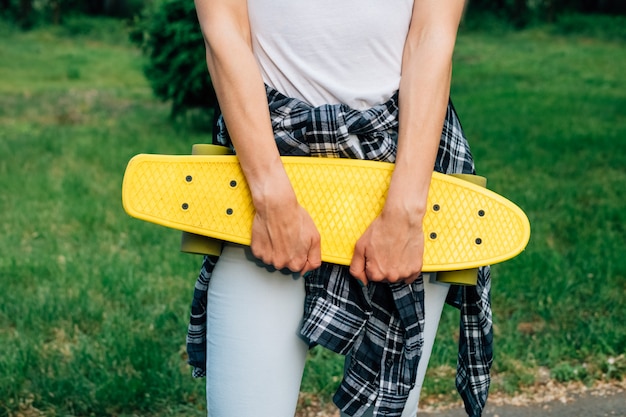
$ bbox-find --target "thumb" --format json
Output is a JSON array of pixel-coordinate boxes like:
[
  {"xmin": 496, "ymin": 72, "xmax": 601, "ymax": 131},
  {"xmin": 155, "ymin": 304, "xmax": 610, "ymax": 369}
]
[
  {"xmin": 302, "ymin": 234, "xmax": 322, "ymax": 275},
  {"xmin": 349, "ymin": 243, "xmax": 368, "ymax": 287}
]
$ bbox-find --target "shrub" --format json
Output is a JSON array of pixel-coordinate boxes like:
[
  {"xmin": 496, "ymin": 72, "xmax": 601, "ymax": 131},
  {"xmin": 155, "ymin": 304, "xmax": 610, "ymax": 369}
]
[
  {"xmin": 0, "ymin": 0, "xmax": 145, "ymax": 28},
  {"xmin": 553, "ymin": 13, "xmax": 626, "ymax": 41},
  {"xmin": 130, "ymin": 0, "xmax": 217, "ymax": 118}
]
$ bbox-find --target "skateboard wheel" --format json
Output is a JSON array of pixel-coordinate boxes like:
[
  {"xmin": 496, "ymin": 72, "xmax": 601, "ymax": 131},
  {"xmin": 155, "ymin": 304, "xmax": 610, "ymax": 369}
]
[
  {"xmin": 191, "ymin": 143, "xmax": 233, "ymax": 156},
  {"xmin": 436, "ymin": 268, "xmax": 479, "ymax": 286},
  {"xmin": 450, "ymin": 173, "xmax": 487, "ymax": 187},
  {"xmin": 180, "ymin": 230, "xmax": 224, "ymax": 256},
  {"xmin": 180, "ymin": 143, "xmax": 234, "ymax": 256}
]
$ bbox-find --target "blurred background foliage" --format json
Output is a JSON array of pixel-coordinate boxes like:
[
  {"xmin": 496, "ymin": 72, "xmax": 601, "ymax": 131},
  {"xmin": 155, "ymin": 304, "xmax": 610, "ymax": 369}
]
[
  {"xmin": 1, "ymin": 0, "xmax": 625, "ymax": 120},
  {"xmin": 3, "ymin": 0, "xmax": 625, "ymax": 27}
]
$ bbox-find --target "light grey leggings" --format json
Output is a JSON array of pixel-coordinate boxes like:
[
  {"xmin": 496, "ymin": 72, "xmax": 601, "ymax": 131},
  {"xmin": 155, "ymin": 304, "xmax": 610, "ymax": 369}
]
[{"xmin": 206, "ymin": 244, "xmax": 450, "ymax": 417}]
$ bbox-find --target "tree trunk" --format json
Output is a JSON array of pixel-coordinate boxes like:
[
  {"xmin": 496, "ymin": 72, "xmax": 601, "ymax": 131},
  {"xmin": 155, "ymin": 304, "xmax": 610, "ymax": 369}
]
[
  {"xmin": 19, "ymin": 0, "xmax": 33, "ymax": 27},
  {"xmin": 512, "ymin": 0, "xmax": 529, "ymax": 27},
  {"xmin": 51, "ymin": 0, "xmax": 61, "ymax": 24}
]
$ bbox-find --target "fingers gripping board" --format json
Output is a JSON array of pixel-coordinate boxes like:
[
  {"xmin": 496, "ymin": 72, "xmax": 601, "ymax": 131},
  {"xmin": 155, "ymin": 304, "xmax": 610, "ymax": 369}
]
[{"xmin": 122, "ymin": 154, "xmax": 530, "ymax": 272}]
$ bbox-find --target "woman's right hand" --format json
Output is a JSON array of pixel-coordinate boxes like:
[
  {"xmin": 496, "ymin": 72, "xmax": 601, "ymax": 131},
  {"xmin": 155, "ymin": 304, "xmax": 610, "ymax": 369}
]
[
  {"xmin": 249, "ymin": 174, "xmax": 322, "ymax": 275},
  {"xmin": 196, "ymin": 0, "xmax": 320, "ymax": 275}
]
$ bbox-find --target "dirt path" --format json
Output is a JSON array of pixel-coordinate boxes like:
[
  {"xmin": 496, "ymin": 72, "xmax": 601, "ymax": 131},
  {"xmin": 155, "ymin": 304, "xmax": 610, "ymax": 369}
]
[
  {"xmin": 297, "ymin": 381, "xmax": 626, "ymax": 417},
  {"xmin": 423, "ymin": 389, "xmax": 625, "ymax": 416}
]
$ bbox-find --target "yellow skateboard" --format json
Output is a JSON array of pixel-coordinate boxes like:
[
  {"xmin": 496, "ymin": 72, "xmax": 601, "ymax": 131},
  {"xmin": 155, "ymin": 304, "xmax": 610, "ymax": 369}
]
[{"xmin": 122, "ymin": 145, "xmax": 530, "ymax": 284}]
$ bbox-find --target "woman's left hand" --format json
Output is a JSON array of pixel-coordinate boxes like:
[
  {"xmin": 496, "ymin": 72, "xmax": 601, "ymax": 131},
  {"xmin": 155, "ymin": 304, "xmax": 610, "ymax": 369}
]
[
  {"xmin": 350, "ymin": 0, "xmax": 468, "ymax": 287},
  {"xmin": 349, "ymin": 204, "xmax": 425, "ymax": 286}
]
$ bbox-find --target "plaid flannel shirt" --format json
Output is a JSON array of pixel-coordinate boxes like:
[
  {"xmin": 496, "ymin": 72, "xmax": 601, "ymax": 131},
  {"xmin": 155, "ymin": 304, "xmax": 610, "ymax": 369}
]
[{"xmin": 187, "ymin": 85, "xmax": 493, "ymax": 417}]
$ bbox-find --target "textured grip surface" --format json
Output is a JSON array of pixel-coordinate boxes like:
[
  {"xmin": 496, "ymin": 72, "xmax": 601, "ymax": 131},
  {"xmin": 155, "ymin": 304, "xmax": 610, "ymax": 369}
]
[{"xmin": 122, "ymin": 155, "xmax": 530, "ymax": 271}]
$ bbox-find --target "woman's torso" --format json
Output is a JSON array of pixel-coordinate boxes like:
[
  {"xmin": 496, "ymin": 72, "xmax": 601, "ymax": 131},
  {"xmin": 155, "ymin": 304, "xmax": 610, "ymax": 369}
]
[{"xmin": 248, "ymin": 0, "xmax": 414, "ymax": 109}]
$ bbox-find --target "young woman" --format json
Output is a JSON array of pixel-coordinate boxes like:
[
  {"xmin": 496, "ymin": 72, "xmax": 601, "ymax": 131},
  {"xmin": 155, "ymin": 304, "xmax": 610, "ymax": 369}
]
[{"xmin": 188, "ymin": 1, "xmax": 493, "ymax": 416}]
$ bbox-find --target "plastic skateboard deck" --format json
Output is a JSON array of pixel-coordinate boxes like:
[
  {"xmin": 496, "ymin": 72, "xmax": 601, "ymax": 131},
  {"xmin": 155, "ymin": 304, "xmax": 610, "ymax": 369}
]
[{"xmin": 122, "ymin": 151, "xmax": 530, "ymax": 274}]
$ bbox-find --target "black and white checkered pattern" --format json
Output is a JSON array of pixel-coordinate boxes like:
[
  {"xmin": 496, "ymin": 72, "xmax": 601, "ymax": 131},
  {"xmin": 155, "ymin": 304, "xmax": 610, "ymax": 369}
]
[{"xmin": 187, "ymin": 85, "xmax": 492, "ymax": 417}]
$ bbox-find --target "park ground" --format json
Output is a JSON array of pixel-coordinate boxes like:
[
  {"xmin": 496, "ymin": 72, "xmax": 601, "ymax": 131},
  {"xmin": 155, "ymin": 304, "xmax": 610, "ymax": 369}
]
[
  {"xmin": 1, "ymin": 15, "xmax": 624, "ymax": 417},
  {"xmin": 296, "ymin": 380, "xmax": 626, "ymax": 416}
]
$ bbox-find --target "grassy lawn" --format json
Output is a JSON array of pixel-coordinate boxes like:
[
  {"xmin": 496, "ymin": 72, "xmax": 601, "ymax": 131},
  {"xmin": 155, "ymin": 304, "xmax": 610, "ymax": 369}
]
[
  {"xmin": 0, "ymin": 17, "xmax": 624, "ymax": 416},
  {"xmin": 420, "ymin": 26, "xmax": 626, "ymax": 403}
]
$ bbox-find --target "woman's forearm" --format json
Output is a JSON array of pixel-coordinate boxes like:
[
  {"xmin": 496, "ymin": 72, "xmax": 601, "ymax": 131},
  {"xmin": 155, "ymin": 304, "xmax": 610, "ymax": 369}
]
[
  {"xmin": 194, "ymin": 0, "xmax": 321, "ymax": 273},
  {"xmin": 194, "ymin": 0, "xmax": 294, "ymax": 205},
  {"xmin": 386, "ymin": 1, "xmax": 465, "ymax": 217}
]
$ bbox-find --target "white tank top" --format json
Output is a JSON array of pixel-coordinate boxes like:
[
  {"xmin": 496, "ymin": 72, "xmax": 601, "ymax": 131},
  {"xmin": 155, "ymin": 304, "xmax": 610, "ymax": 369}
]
[{"xmin": 248, "ymin": 0, "xmax": 414, "ymax": 110}]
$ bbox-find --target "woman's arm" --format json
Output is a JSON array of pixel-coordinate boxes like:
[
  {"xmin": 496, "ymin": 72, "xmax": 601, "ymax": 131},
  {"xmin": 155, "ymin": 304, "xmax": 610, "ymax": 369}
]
[
  {"xmin": 194, "ymin": 0, "xmax": 321, "ymax": 273},
  {"xmin": 350, "ymin": 0, "xmax": 466, "ymax": 285}
]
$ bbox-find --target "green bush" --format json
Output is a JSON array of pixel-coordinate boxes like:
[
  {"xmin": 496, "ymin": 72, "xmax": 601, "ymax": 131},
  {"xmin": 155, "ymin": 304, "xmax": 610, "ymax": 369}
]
[
  {"xmin": 130, "ymin": 0, "xmax": 217, "ymax": 118},
  {"xmin": 464, "ymin": 0, "xmax": 626, "ymax": 29},
  {"xmin": 553, "ymin": 13, "xmax": 626, "ymax": 41},
  {"xmin": 0, "ymin": 0, "xmax": 145, "ymax": 28},
  {"xmin": 551, "ymin": 362, "xmax": 589, "ymax": 383}
]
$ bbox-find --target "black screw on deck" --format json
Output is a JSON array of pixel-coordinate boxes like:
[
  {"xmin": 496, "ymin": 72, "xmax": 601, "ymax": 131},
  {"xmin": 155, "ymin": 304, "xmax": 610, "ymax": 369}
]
[
  {"xmin": 478, "ymin": 209, "xmax": 485, "ymax": 217},
  {"xmin": 182, "ymin": 203, "xmax": 189, "ymax": 210},
  {"xmin": 433, "ymin": 204, "xmax": 440, "ymax": 212},
  {"xmin": 229, "ymin": 180, "xmax": 237, "ymax": 187},
  {"xmin": 430, "ymin": 232, "xmax": 437, "ymax": 239},
  {"xmin": 475, "ymin": 238, "xmax": 482, "ymax": 245},
  {"xmin": 226, "ymin": 208, "xmax": 233, "ymax": 215},
  {"xmin": 185, "ymin": 175, "xmax": 193, "ymax": 182}
]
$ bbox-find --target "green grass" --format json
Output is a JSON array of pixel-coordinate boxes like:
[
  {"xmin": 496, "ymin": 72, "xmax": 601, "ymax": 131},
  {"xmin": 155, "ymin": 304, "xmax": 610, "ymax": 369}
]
[
  {"xmin": 0, "ymin": 16, "xmax": 625, "ymax": 416},
  {"xmin": 437, "ymin": 26, "xmax": 626, "ymax": 397},
  {"xmin": 0, "ymin": 18, "xmax": 209, "ymax": 417}
]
